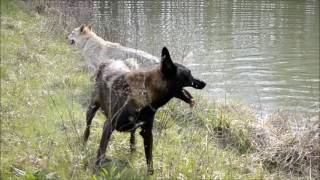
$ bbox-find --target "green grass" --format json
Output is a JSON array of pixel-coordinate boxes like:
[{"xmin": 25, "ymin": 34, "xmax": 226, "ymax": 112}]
[{"xmin": 1, "ymin": 0, "xmax": 307, "ymax": 179}]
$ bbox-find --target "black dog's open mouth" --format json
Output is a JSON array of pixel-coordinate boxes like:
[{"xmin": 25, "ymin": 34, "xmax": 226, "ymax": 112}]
[
  {"xmin": 181, "ymin": 88, "xmax": 196, "ymax": 108},
  {"xmin": 182, "ymin": 88, "xmax": 193, "ymax": 99},
  {"xmin": 70, "ymin": 40, "xmax": 75, "ymax": 45}
]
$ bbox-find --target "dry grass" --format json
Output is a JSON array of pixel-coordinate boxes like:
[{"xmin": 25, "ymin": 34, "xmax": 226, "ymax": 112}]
[{"xmin": 250, "ymin": 113, "xmax": 320, "ymax": 179}]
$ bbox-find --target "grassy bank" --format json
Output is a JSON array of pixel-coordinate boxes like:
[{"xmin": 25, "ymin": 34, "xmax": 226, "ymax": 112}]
[{"xmin": 1, "ymin": 0, "xmax": 319, "ymax": 179}]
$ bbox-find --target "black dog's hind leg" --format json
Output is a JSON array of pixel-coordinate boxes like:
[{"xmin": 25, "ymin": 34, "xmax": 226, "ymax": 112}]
[
  {"xmin": 130, "ymin": 130, "xmax": 136, "ymax": 152},
  {"xmin": 95, "ymin": 120, "xmax": 114, "ymax": 170},
  {"xmin": 84, "ymin": 93, "xmax": 100, "ymax": 143},
  {"xmin": 139, "ymin": 107, "xmax": 155, "ymax": 175}
]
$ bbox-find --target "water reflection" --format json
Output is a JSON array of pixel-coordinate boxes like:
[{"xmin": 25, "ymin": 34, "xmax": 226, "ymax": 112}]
[{"xmin": 48, "ymin": 0, "xmax": 319, "ymax": 116}]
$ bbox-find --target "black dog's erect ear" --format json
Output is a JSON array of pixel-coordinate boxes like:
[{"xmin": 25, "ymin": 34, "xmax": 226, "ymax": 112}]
[{"xmin": 161, "ymin": 47, "xmax": 176, "ymax": 77}]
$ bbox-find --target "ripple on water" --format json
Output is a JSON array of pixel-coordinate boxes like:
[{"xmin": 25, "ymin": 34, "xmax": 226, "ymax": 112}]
[{"xmin": 49, "ymin": 0, "xmax": 319, "ymax": 118}]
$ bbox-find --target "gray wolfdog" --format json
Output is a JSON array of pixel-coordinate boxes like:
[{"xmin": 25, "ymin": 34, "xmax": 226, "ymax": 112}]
[{"xmin": 67, "ymin": 24, "xmax": 159, "ymax": 71}]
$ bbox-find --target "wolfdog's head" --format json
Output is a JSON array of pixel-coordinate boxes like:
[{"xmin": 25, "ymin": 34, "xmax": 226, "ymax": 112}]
[{"xmin": 67, "ymin": 24, "xmax": 93, "ymax": 47}]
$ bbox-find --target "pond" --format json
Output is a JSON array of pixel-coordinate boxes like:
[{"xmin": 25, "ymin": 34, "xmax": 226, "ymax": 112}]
[{"xmin": 48, "ymin": 0, "xmax": 319, "ymax": 119}]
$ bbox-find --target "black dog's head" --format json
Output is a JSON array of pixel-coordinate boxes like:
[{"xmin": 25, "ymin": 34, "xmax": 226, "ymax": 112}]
[{"xmin": 160, "ymin": 47, "xmax": 206, "ymax": 90}]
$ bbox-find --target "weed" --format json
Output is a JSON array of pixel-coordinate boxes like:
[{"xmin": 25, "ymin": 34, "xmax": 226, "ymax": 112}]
[{"xmin": 1, "ymin": 1, "xmax": 318, "ymax": 179}]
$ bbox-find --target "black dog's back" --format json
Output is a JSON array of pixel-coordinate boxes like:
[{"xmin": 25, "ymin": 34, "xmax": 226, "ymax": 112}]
[{"xmin": 94, "ymin": 63, "xmax": 141, "ymax": 131}]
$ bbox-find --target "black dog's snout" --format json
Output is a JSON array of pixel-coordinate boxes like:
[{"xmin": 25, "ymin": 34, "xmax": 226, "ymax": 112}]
[{"xmin": 191, "ymin": 79, "xmax": 206, "ymax": 89}]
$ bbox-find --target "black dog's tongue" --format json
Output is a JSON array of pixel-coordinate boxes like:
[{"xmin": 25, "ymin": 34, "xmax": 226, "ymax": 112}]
[
  {"xmin": 182, "ymin": 88, "xmax": 193, "ymax": 99},
  {"xmin": 181, "ymin": 88, "xmax": 196, "ymax": 108}
]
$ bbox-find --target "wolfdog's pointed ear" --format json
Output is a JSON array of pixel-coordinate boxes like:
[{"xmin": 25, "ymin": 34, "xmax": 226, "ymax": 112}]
[
  {"xmin": 87, "ymin": 22, "xmax": 93, "ymax": 31},
  {"xmin": 161, "ymin": 47, "xmax": 176, "ymax": 77},
  {"xmin": 80, "ymin": 24, "xmax": 85, "ymax": 33},
  {"xmin": 80, "ymin": 24, "xmax": 92, "ymax": 34}
]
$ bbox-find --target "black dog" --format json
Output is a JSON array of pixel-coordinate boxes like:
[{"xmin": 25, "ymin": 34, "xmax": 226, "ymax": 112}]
[{"xmin": 84, "ymin": 47, "xmax": 206, "ymax": 174}]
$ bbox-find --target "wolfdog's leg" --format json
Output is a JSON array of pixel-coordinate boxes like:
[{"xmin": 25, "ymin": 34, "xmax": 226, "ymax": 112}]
[
  {"xmin": 130, "ymin": 130, "xmax": 136, "ymax": 152},
  {"xmin": 95, "ymin": 120, "xmax": 114, "ymax": 171},
  {"xmin": 84, "ymin": 92, "xmax": 100, "ymax": 143}
]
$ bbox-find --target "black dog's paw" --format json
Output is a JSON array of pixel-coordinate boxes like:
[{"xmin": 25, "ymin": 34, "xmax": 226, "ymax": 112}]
[
  {"xmin": 95, "ymin": 157, "xmax": 112, "ymax": 166},
  {"xmin": 130, "ymin": 145, "xmax": 136, "ymax": 153},
  {"xmin": 94, "ymin": 163, "xmax": 101, "ymax": 174},
  {"xmin": 147, "ymin": 167, "xmax": 154, "ymax": 175}
]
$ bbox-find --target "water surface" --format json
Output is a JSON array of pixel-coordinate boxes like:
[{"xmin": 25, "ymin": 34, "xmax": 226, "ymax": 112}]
[{"xmin": 48, "ymin": 0, "xmax": 319, "ymax": 118}]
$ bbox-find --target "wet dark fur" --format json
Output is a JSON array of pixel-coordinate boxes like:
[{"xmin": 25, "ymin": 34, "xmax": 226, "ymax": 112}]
[{"xmin": 84, "ymin": 47, "xmax": 206, "ymax": 174}]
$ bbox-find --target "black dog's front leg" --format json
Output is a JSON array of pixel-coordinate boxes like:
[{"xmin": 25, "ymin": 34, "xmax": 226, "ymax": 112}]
[
  {"xmin": 139, "ymin": 107, "xmax": 155, "ymax": 175},
  {"xmin": 140, "ymin": 127, "xmax": 154, "ymax": 175},
  {"xmin": 129, "ymin": 130, "xmax": 136, "ymax": 152}
]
